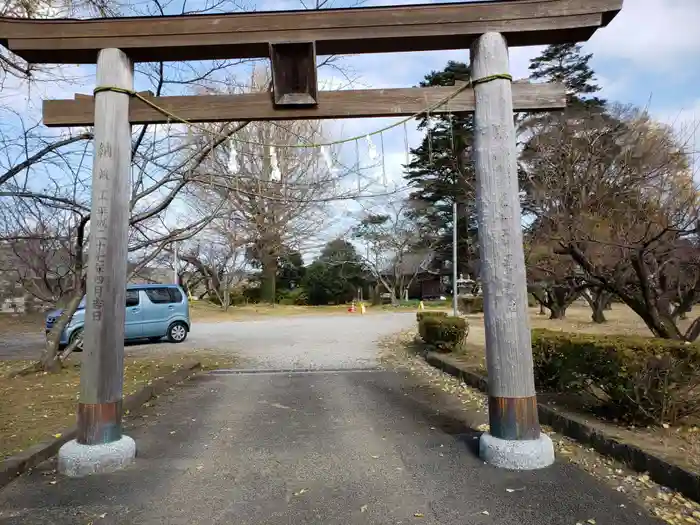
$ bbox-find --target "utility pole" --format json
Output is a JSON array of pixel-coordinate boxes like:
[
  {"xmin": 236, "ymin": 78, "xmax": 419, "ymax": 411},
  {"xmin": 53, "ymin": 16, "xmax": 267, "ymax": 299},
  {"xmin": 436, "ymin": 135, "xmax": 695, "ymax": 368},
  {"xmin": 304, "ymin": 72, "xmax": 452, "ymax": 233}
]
[
  {"xmin": 471, "ymin": 32, "xmax": 554, "ymax": 470},
  {"xmin": 452, "ymin": 200, "xmax": 458, "ymax": 317},
  {"xmin": 58, "ymin": 48, "xmax": 136, "ymax": 477}
]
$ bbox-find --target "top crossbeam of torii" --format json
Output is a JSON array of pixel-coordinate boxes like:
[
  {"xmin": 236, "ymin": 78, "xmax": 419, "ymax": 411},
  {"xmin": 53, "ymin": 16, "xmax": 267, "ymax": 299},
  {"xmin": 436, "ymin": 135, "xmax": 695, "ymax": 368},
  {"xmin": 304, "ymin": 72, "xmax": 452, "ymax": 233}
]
[
  {"xmin": 0, "ymin": 0, "xmax": 622, "ymax": 126},
  {"xmin": 0, "ymin": 0, "xmax": 621, "ymax": 63}
]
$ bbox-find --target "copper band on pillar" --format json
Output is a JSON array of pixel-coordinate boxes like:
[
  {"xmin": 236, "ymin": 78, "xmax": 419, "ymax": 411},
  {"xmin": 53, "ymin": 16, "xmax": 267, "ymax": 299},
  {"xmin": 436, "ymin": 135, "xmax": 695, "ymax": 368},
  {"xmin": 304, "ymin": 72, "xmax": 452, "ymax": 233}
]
[
  {"xmin": 77, "ymin": 400, "xmax": 123, "ymax": 445},
  {"xmin": 488, "ymin": 396, "xmax": 540, "ymax": 440}
]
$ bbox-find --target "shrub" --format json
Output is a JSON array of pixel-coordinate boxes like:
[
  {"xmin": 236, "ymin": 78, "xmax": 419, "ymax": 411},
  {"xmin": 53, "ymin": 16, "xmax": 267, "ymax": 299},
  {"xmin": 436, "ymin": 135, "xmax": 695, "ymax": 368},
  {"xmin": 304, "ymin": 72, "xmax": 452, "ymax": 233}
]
[
  {"xmin": 417, "ymin": 311, "xmax": 448, "ymax": 340},
  {"xmin": 416, "ymin": 310, "xmax": 448, "ymax": 323},
  {"xmin": 531, "ymin": 329, "xmax": 700, "ymax": 425},
  {"xmin": 528, "ymin": 294, "xmax": 538, "ymax": 307},
  {"xmin": 277, "ymin": 288, "xmax": 309, "ymax": 305},
  {"xmin": 457, "ymin": 296, "xmax": 484, "ymax": 314},
  {"xmin": 419, "ymin": 315, "xmax": 469, "ymax": 353}
]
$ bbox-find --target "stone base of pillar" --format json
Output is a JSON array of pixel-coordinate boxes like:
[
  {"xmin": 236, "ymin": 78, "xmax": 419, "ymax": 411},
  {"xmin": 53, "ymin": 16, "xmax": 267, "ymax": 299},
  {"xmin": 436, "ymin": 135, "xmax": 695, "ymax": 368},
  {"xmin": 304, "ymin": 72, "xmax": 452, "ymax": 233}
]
[
  {"xmin": 58, "ymin": 435, "xmax": 136, "ymax": 477},
  {"xmin": 479, "ymin": 431, "xmax": 554, "ymax": 470}
]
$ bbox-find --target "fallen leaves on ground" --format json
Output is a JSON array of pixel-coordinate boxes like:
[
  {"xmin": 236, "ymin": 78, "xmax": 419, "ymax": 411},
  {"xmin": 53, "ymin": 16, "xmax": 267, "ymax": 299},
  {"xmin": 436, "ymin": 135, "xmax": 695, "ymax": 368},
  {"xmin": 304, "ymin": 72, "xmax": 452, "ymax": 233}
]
[
  {"xmin": 0, "ymin": 352, "xmax": 237, "ymax": 460},
  {"xmin": 379, "ymin": 329, "xmax": 700, "ymax": 525}
]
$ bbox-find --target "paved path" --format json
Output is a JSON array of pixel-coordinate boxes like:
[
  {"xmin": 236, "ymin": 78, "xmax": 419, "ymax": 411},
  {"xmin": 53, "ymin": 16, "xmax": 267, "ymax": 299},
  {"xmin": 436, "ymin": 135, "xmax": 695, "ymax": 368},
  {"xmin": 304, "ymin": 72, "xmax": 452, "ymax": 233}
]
[
  {"xmin": 0, "ymin": 368, "xmax": 657, "ymax": 524},
  {"xmin": 0, "ymin": 313, "xmax": 416, "ymax": 366}
]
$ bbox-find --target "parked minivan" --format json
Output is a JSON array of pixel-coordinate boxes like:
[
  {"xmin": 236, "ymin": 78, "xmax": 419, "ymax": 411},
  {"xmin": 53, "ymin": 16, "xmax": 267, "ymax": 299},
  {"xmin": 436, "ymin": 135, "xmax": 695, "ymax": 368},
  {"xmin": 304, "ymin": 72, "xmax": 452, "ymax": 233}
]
[{"xmin": 45, "ymin": 284, "xmax": 190, "ymax": 350}]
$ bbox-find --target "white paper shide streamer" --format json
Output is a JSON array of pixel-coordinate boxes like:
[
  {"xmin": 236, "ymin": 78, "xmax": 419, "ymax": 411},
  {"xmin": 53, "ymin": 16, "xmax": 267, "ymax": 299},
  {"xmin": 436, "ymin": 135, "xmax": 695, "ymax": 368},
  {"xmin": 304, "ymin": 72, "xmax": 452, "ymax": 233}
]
[
  {"xmin": 270, "ymin": 145, "xmax": 282, "ymax": 182},
  {"xmin": 227, "ymin": 139, "xmax": 238, "ymax": 173},
  {"xmin": 321, "ymin": 145, "xmax": 337, "ymax": 174},
  {"xmin": 366, "ymin": 134, "xmax": 378, "ymax": 161}
]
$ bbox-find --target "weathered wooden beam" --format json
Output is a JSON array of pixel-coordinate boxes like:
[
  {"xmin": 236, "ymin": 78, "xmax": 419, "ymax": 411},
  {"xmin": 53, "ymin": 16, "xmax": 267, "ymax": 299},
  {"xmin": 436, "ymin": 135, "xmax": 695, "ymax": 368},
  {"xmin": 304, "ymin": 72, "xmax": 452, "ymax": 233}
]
[
  {"xmin": 269, "ymin": 41, "xmax": 318, "ymax": 107},
  {"xmin": 1, "ymin": 0, "xmax": 622, "ymax": 64},
  {"xmin": 43, "ymin": 82, "xmax": 565, "ymax": 127}
]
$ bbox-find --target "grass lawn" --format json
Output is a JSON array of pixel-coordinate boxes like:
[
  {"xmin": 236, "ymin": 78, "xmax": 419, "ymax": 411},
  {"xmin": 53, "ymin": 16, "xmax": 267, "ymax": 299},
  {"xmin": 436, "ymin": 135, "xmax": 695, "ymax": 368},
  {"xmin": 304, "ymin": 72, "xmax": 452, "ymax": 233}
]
[
  {"xmin": 0, "ymin": 352, "xmax": 236, "ymax": 461},
  {"xmin": 189, "ymin": 299, "xmax": 449, "ymax": 322},
  {"xmin": 0, "ymin": 312, "xmax": 45, "ymax": 336}
]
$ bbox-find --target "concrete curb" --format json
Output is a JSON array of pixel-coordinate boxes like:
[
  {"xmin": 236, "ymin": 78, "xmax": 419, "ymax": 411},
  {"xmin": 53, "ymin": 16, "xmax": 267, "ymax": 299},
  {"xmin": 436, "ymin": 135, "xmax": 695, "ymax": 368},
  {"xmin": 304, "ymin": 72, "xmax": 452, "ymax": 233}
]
[
  {"xmin": 424, "ymin": 351, "xmax": 700, "ymax": 503},
  {"xmin": 0, "ymin": 360, "xmax": 201, "ymax": 489}
]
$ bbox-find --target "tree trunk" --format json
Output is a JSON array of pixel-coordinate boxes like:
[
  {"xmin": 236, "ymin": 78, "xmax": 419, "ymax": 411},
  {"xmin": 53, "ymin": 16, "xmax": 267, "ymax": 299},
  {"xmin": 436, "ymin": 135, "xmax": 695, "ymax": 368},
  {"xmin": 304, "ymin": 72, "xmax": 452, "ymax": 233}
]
[
  {"xmin": 626, "ymin": 299, "xmax": 684, "ymax": 339},
  {"xmin": 548, "ymin": 304, "xmax": 566, "ymax": 320},
  {"xmin": 222, "ymin": 283, "xmax": 231, "ymax": 312},
  {"xmin": 564, "ymin": 242, "xmax": 684, "ymax": 339},
  {"xmin": 179, "ymin": 254, "xmax": 221, "ymax": 299},
  {"xmin": 31, "ymin": 214, "xmax": 89, "ymax": 374},
  {"xmin": 391, "ymin": 289, "xmax": 400, "ymax": 306},
  {"xmin": 260, "ymin": 255, "xmax": 278, "ymax": 303},
  {"xmin": 371, "ymin": 284, "xmax": 381, "ymax": 306},
  {"xmin": 40, "ymin": 290, "xmax": 84, "ymax": 372},
  {"xmin": 684, "ymin": 317, "xmax": 700, "ymax": 342},
  {"xmin": 583, "ymin": 288, "xmax": 611, "ymax": 324},
  {"xmin": 539, "ymin": 303, "xmax": 546, "ymax": 315},
  {"xmin": 591, "ymin": 306, "xmax": 606, "ymax": 324}
]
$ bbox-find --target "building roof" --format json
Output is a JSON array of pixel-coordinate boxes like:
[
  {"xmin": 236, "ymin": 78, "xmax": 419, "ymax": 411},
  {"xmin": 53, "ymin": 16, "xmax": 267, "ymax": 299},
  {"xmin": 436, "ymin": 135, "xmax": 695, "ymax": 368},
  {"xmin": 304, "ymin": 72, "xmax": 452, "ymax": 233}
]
[{"xmin": 382, "ymin": 250, "xmax": 439, "ymax": 277}]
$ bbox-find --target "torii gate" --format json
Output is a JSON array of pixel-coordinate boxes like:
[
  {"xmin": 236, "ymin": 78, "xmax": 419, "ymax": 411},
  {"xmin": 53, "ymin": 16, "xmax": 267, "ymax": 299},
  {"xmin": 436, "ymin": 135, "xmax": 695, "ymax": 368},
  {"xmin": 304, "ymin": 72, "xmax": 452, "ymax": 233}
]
[{"xmin": 0, "ymin": 0, "xmax": 622, "ymax": 476}]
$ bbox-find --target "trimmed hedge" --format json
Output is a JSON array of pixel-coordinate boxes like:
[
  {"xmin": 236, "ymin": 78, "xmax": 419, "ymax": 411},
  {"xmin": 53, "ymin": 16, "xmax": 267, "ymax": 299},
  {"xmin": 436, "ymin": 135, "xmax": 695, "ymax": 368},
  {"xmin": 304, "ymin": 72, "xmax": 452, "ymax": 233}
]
[
  {"xmin": 417, "ymin": 311, "xmax": 448, "ymax": 341},
  {"xmin": 457, "ymin": 296, "xmax": 484, "ymax": 314},
  {"xmin": 532, "ymin": 329, "xmax": 700, "ymax": 425},
  {"xmin": 419, "ymin": 315, "xmax": 468, "ymax": 353},
  {"xmin": 416, "ymin": 310, "xmax": 448, "ymax": 323}
]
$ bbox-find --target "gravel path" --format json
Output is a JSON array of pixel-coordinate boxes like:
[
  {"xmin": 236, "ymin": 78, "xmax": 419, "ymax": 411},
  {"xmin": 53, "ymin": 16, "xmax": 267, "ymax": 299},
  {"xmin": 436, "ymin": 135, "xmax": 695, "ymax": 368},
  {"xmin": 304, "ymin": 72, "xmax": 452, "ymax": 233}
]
[
  {"xmin": 148, "ymin": 313, "xmax": 417, "ymax": 370},
  {"xmin": 0, "ymin": 313, "xmax": 417, "ymax": 369}
]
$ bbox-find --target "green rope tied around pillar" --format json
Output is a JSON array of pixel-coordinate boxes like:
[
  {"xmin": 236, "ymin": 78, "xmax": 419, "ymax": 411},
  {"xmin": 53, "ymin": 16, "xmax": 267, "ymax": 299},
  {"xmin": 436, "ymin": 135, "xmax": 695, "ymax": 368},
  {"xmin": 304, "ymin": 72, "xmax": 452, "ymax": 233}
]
[{"xmin": 470, "ymin": 73, "xmax": 513, "ymax": 85}]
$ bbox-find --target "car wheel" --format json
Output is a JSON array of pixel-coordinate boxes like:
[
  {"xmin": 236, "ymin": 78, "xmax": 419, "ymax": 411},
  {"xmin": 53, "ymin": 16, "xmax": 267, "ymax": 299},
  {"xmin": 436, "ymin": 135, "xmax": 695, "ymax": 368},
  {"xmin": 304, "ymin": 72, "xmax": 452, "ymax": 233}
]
[
  {"xmin": 69, "ymin": 328, "xmax": 84, "ymax": 352},
  {"xmin": 167, "ymin": 322, "xmax": 188, "ymax": 343}
]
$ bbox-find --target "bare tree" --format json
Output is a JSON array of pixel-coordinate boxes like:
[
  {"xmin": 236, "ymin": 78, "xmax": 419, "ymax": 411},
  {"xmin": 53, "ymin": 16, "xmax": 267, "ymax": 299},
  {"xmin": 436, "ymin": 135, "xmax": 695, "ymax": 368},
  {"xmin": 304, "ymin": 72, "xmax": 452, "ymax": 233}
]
[
  {"xmin": 186, "ymin": 68, "xmax": 370, "ymax": 303},
  {"xmin": 175, "ymin": 208, "xmax": 250, "ymax": 309},
  {"xmin": 352, "ymin": 198, "xmax": 434, "ymax": 303},
  {"xmin": 524, "ymin": 240, "xmax": 587, "ymax": 320},
  {"xmin": 522, "ymin": 103, "xmax": 700, "ymax": 339},
  {"xmin": 0, "ymin": 74, "xmax": 249, "ymax": 373}
]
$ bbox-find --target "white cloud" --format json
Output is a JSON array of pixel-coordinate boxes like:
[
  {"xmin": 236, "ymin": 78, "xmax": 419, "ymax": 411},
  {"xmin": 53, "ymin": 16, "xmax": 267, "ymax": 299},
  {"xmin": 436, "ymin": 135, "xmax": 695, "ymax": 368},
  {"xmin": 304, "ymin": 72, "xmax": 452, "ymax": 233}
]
[{"xmin": 587, "ymin": 0, "xmax": 700, "ymax": 70}]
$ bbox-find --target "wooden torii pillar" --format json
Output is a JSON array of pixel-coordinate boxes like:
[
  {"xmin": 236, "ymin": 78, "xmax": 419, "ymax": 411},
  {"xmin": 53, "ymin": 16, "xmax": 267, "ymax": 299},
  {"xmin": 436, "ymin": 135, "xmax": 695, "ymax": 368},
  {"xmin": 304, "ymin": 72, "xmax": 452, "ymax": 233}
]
[
  {"xmin": 0, "ymin": 0, "xmax": 622, "ymax": 476},
  {"xmin": 471, "ymin": 33, "xmax": 551, "ymax": 468}
]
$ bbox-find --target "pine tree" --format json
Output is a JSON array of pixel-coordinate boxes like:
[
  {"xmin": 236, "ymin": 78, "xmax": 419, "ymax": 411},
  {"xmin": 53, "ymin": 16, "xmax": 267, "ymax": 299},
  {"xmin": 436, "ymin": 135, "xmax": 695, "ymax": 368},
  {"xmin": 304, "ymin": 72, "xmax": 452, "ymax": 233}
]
[
  {"xmin": 403, "ymin": 61, "xmax": 479, "ymax": 278},
  {"xmin": 528, "ymin": 43, "xmax": 605, "ymax": 108}
]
